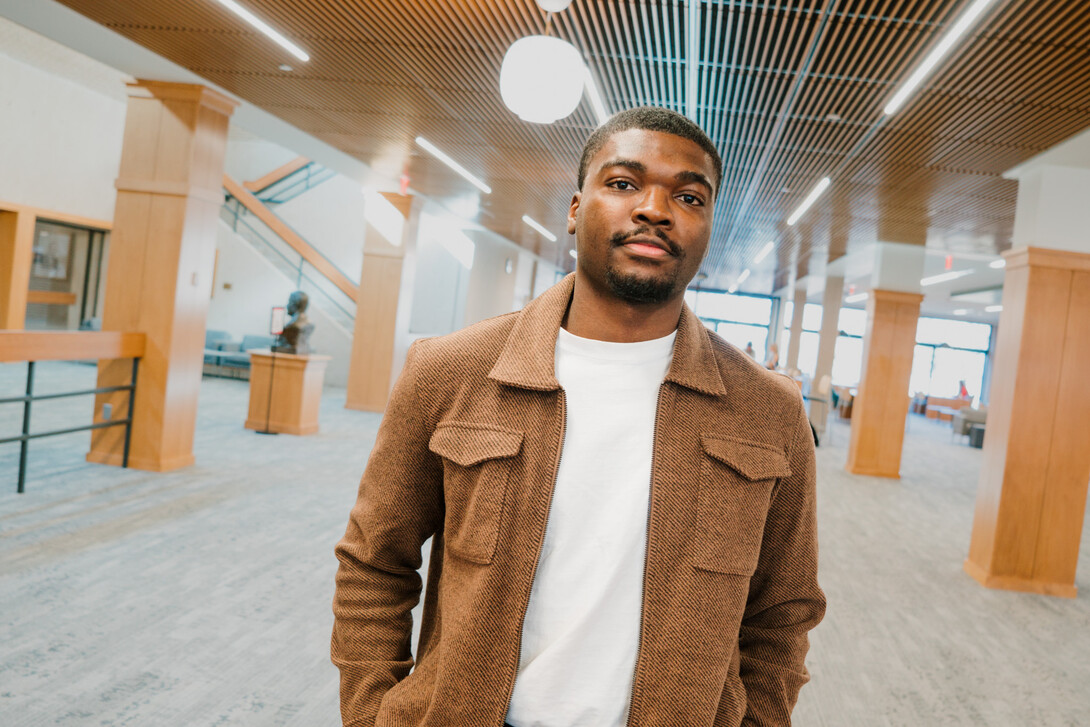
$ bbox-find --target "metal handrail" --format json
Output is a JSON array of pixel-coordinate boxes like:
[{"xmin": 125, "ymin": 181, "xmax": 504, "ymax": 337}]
[
  {"xmin": 1, "ymin": 358, "xmax": 138, "ymax": 493},
  {"xmin": 221, "ymin": 199, "xmax": 356, "ymax": 324}
]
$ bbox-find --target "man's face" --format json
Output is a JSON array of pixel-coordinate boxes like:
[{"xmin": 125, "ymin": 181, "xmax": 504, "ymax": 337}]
[{"xmin": 568, "ymin": 128, "xmax": 716, "ymax": 305}]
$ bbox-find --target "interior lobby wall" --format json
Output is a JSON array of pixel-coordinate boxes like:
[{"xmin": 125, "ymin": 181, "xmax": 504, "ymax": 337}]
[{"xmin": 0, "ymin": 33, "xmax": 126, "ymax": 220}]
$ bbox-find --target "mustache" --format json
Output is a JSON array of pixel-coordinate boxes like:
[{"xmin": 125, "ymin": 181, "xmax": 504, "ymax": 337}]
[{"xmin": 609, "ymin": 226, "xmax": 683, "ymax": 257}]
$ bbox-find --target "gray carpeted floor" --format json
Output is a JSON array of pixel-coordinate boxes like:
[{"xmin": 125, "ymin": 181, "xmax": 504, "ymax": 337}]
[{"xmin": 1, "ymin": 361, "xmax": 1088, "ymax": 726}]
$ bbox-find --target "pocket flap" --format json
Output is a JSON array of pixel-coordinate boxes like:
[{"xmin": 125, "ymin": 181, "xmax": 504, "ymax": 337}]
[
  {"xmin": 700, "ymin": 435, "xmax": 791, "ymax": 481},
  {"xmin": 429, "ymin": 423, "xmax": 523, "ymax": 467}
]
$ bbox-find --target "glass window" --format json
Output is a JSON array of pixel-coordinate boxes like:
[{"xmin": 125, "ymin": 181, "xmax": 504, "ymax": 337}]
[
  {"xmin": 779, "ymin": 301, "xmax": 823, "ymax": 331},
  {"xmin": 693, "ymin": 291, "xmax": 771, "ymax": 325},
  {"xmin": 931, "ymin": 348, "xmax": 987, "ymax": 401},
  {"xmin": 801, "ymin": 304, "xmax": 823, "ymax": 332},
  {"xmin": 837, "ymin": 307, "xmax": 867, "ymax": 337},
  {"xmin": 916, "ymin": 317, "xmax": 991, "ymax": 350},
  {"xmin": 684, "ymin": 290, "xmax": 697, "ymax": 310},
  {"xmin": 832, "ymin": 336, "xmax": 863, "ymax": 386},
  {"xmin": 797, "ymin": 331, "xmax": 820, "ymax": 376},
  {"xmin": 909, "ymin": 345, "xmax": 934, "ymax": 396},
  {"xmin": 715, "ymin": 322, "xmax": 767, "ymax": 363}
]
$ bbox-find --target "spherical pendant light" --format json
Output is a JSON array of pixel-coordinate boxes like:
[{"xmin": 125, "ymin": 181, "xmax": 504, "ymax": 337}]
[{"xmin": 500, "ymin": 35, "xmax": 586, "ymax": 124}]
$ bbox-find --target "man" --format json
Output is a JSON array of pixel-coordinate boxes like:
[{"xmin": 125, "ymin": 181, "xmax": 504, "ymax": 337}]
[{"xmin": 332, "ymin": 106, "xmax": 825, "ymax": 727}]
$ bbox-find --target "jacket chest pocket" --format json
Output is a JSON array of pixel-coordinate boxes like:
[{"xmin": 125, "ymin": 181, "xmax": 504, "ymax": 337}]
[
  {"xmin": 428, "ymin": 423, "xmax": 524, "ymax": 565},
  {"xmin": 692, "ymin": 434, "xmax": 791, "ymax": 576}
]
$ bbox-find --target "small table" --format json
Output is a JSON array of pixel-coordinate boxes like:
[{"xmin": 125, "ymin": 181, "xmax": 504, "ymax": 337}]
[
  {"xmin": 245, "ymin": 350, "xmax": 330, "ymax": 435},
  {"xmin": 929, "ymin": 405, "xmax": 957, "ymax": 422}
]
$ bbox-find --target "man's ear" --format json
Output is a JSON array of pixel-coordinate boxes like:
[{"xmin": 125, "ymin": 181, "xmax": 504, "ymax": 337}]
[{"xmin": 567, "ymin": 192, "xmax": 581, "ymax": 235}]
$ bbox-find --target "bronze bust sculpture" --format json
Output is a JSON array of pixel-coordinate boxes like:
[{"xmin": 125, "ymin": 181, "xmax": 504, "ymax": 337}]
[{"xmin": 272, "ymin": 290, "xmax": 315, "ymax": 355}]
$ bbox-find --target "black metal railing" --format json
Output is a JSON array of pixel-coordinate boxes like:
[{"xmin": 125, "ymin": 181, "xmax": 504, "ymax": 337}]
[{"xmin": 1, "ymin": 358, "xmax": 139, "ymax": 493}]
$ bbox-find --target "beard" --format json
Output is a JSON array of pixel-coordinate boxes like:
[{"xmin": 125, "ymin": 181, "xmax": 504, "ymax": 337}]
[{"xmin": 603, "ymin": 227, "xmax": 685, "ymax": 304}]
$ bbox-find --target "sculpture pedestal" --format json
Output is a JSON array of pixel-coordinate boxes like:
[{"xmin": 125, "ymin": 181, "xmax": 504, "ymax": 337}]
[{"xmin": 245, "ymin": 351, "xmax": 330, "ymax": 435}]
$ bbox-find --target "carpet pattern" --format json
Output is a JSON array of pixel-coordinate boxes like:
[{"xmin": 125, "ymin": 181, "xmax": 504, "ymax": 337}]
[{"xmin": 1, "ymin": 361, "xmax": 1088, "ymax": 726}]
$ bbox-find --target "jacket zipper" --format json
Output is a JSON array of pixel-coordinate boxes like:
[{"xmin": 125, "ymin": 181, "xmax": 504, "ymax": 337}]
[
  {"xmin": 498, "ymin": 390, "xmax": 567, "ymax": 725},
  {"xmin": 625, "ymin": 382, "xmax": 667, "ymax": 727}
]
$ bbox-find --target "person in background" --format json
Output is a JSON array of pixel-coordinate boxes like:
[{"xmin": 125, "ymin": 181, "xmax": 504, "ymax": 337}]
[
  {"xmin": 764, "ymin": 341, "xmax": 780, "ymax": 370},
  {"xmin": 331, "ymin": 106, "xmax": 825, "ymax": 727},
  {"xmin": 743, "ymin": 341, "xmax": 756, "ymax": 358},
  {"xmin": 957, "ymin": 379, "xmax": 971, "ymax": 400}
]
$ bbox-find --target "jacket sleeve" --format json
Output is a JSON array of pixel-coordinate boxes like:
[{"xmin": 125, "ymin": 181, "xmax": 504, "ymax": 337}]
[
  {"xmin": 331, "ymin": 341, "xmax": 444, "ymax": 727},
  {"xmin": 738, "ymin": 400, "xmax": 826, "ymax": 725}
]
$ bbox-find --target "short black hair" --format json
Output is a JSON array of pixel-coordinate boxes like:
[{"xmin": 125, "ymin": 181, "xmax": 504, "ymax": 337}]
[{"xmin": 577, "ymin": 106, "xmax": 723, "ymax": 197}]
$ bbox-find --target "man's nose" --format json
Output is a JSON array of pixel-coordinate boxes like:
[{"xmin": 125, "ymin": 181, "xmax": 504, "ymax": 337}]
[{"xmin": 632, "ymin": 187, "xmax": 673, "ymax": 227}]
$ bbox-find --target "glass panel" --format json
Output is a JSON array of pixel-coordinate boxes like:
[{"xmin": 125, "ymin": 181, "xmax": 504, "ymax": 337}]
[
  {"xmin": 801, "ymin": 303, "xmax": 823, "ymax": 332},
  {"xmin": 715, "ymin": 322, "xmax": 767, "ymax": 363},
  {"xmin": 832, "ymin": 335, "xmax": 864, "ymax": 386},
  {"xmin": 781, "ymin": 301, "xmax": 793, "ymax": 329},
  {"xmin": 837, "ymin": 307, "xmax": 867, "ymax": 337},
  {"xmin": 915, "ymin": 316, "xmax": 991, "ymax": 350},
  {"xmin": 797, "ymin": 331, "xmax": 820, "ymax": 376},
  {"xmin": 700, "ymin": 318, "xmax": 716, "ymax": 332},
  {"xmin": 930, "ymin": 348, "xmax": 987, "ymax": 401},
  {"xmin": 909, "ymin": 345, "xmax": 935, "ymax": 396},
  {"xmin": 694, "ymin": 291, "xmax": 772, "ymax": 325},
  {"xmin": 684, "ymin": 289, "xmax": 697, "ymax": 310}
]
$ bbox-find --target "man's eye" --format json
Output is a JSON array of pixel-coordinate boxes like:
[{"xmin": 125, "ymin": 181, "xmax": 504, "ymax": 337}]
[
  {"xmin": 679, "ymin": 193, "xmax": 704, "ymax": 206},
  {"xmin": 610, "ymin": 180, "xmax": 634, "ymax": 190}
]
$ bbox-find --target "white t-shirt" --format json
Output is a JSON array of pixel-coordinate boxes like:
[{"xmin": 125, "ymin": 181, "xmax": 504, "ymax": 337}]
[{"xmin": 505, "ymin": 326, "xmax": 676, "ymax": 727}]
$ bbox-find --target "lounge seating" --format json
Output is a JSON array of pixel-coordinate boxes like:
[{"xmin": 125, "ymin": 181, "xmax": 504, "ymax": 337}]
[
  {"xmin": 202, "ymin": 331, "xmax": 277, "ymax": 379},
  {"xmin": 953, "ymin": 406, "xmax": 987, "ymax": 437}
]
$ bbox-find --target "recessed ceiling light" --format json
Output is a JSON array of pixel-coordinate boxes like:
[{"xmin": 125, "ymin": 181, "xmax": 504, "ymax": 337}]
[
  {"xmin": 985, "ymin": 304, "xmax": 1003, "ymax": 313},
  {"xmin": 521, "ymin": 214, "xmax": 557, "ymax": 242},
  {"xmin": 989, "ymin": 259, "xmax": 1006, "ymax": 269},
  {"xmin": 213, "ymin": 0, "xmax": 310, "ymax": 62},
  {"xmin": 278, "ymin": 64, "xmax": 293, "ymax": 72},
  {"xmin": 568, "ymin": 249, "xmax": 578, "ymax": 259},
  {"xmin": 737, "ymin": 269, "xmax": 751, "ymax": 284},
  {"xmin": 845, "ymin": 292, "xmax": 868, "ymax": 303},
  {"xmin": 787, "ymin": 177, "xmax": 831, "ymax": 226},
  {"xmin": 415, "ymin": 137, "xmax": 492, "ymax": 194},
  {"xmin": 825, "ymin": 113, "xmax": 842, "ymax": 122},
  {"xmin": 953, "ymin": 308, "xmax": 969, "ymax": 315}
]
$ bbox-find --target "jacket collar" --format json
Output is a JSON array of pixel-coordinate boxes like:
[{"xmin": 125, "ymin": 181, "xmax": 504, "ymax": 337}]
[{"xmin": 488, "ymin": 273, "xmax": 727, "ymax": 397}]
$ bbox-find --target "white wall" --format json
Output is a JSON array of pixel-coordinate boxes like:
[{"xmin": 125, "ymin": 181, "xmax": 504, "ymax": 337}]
[
  {"xmin": 464, "ymin": 231, "xmax": 521, "ymax": 326},
  {"xmin": 222, "ymin": 136, "xmax": 299, "ymax": 186},
  {"xmin": 276, "ymin": 175, "xmax": 367, "ymax": 281},
  {"xmin": 209, "ymin": 221, "xmax": 353, "ymax": 387},
  {"xmin": 0, "ymin": 20, "xmax": 127, "ymax": 220}
]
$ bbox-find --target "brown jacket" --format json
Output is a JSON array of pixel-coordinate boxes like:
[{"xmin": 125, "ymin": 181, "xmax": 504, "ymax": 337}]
[{"xmin": 332, "ymin": 275, "xmax": 825, "ymax": 726}]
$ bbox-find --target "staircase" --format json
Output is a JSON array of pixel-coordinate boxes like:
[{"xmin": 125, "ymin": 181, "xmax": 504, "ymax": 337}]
[{"xmin": 221, "ymin": 167, "xmax": 358, "ymax": 332}]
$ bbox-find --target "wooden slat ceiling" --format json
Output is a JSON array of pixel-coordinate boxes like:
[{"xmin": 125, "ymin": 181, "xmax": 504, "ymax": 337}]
[{"xmin": 56, "ymin": 0, "xmax": 1090, "ymax": 293}]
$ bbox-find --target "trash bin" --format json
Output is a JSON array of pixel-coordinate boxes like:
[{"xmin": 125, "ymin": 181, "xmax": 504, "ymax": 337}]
[{"xmin": 968, "ymin": 424, "xmax": 985, "ymax": 448}]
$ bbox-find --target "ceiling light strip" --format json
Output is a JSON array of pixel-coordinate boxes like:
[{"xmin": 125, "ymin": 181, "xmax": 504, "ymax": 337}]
[
  {"xmin": 583, "ymin": 68, "xmax": 610, "ymax": 125},
  {"xmin": 920, "ymin": 270, "xmax": 973, "ymax": 286},
  {"xmin": 415, "ymin": 137, "xmax": 492, "ymax": 195},
  {"xmin": 883, "ymin": 0, "xmax": 1000, "ymax": 115},
  {"xmin": 213, "ymin": 0, "xmax": 310, "ymax": 62},
  {"xmin": 521, "ymin": 215, "xmax": 557, "ymax": 242},
  {"xmin": 753, "ymin": 241, "xmax": 775, "ymax": 264},
  {"xmin": 786, "ymin": 177, "xmax": 831, "ymax": 226},
  {"xmin": 686, "ymin": 0, "xmax": 700, "ymax": 122}
]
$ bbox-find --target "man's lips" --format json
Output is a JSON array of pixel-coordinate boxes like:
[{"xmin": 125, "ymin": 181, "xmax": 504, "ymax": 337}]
[{"xmin": 619, "ymin": 235, "xmax": 673, "ymax": 257}]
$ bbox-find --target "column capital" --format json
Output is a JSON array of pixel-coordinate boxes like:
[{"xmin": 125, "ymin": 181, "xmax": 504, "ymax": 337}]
[
  {"xmin": 870, "ymin": 289, "xmax": 923, "ymax": 306},
  {"xmin": 126, "ymin": 80, "xmax": 238, "ymax": 116},
  {"xmin": 1003, "ymin": 246, "xmax": 1090, "ymax": 273}
]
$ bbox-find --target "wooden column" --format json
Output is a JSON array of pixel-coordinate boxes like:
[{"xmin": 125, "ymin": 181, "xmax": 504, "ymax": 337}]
[
  {"xmin": 846, "ymin": 289, "xmax": 922, "ymax": 478},
  {"xmin": 965, "ymin": 247, "xmax": 1090, "ymax": 598},
  {"xmin": 87, "ymin": 81, "xmax": 236, "ymax": 472},
  {"xmin": 784, "ymin": 286, "xmax": 806, "ymax": 370},
  {"xmin": 0, "ymin": 208, "xmax": 35, "ymax": 330},
  {"xmin": 345, "ymin": 193, "xmax": 419, "ymax": 412}
]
